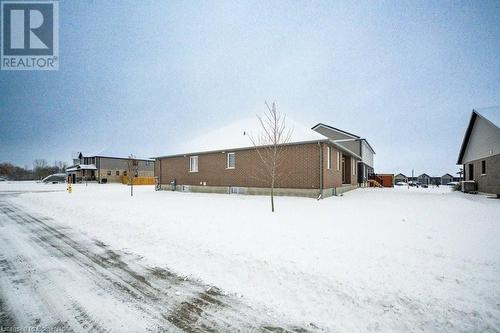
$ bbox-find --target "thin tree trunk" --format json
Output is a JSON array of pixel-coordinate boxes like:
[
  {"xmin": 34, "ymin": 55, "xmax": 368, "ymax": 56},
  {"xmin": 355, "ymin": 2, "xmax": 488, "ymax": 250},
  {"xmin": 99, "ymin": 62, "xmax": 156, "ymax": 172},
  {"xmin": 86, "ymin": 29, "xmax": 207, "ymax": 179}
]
[{"xmin": 271, "ymin": 184, "xmax": 274, "ymax": 212}]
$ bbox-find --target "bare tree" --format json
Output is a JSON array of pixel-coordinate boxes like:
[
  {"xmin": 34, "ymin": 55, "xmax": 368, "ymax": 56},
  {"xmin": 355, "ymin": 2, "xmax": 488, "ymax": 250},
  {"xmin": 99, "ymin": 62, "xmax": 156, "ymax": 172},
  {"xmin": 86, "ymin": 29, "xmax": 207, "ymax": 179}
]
[
  {"xmin": 33, "ymin": 159, "xmax": 47, "ymax": 169},
  {"xmin": 127, "ymin": 154, "xmax": 138, "ymax": 196},
  {"xmin": 54, "ymin": 160, "xmax": 68, "ymax": 173},
  {"xmin": 33, "ymin": 159, "xmax": 48, "ymax": 179},
  {"xmin": 249, "ymin": 102, "xmax": 292, "ymax": 212}
]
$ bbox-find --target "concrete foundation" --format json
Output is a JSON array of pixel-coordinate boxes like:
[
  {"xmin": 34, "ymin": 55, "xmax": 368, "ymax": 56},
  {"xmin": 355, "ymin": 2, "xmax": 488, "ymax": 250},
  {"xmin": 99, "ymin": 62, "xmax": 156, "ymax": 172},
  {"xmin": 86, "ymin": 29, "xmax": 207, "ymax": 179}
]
[
  {"xmin": 334, "ymin": 184, "xmax": 360, "ymax": 196},
  {"xmin": 158, "ymin": 184, "xmax": 359, "ymax": 198}
]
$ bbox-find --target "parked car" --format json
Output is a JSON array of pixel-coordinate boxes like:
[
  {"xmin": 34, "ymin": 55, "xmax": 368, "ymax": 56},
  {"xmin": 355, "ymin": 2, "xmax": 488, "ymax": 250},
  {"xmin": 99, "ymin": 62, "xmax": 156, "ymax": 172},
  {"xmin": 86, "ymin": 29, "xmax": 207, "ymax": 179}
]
[
  {"xmin": 0, "ymin": 176, "xmax": 7, "ymax": 181},
  {"xmin": 395, "ymin": 182, "xmax": 408, "ymax": 186},
  {"xmin": 41, "ymin": 173, "xmax": 67, "ymax": 184},
  {"xmin": 421, "ymin": 184, "xmax": 428, "ymax": 188}
]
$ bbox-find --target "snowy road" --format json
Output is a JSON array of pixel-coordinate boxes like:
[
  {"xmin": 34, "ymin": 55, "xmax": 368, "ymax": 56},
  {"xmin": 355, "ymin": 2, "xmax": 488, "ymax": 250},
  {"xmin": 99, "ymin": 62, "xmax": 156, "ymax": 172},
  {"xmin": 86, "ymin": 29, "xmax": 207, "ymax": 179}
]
[{"xmin": 0, "ymin": 195, "xmax": 311, "ymax": 332}]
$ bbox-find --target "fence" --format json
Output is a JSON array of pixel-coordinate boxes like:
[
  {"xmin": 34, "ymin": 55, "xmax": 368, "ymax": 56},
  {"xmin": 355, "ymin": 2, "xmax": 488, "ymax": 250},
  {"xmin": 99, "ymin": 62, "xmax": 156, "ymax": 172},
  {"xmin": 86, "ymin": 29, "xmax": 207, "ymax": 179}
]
[{"xmin": 120, "ymin": 176, "xmax": 156, "ymax": 185}]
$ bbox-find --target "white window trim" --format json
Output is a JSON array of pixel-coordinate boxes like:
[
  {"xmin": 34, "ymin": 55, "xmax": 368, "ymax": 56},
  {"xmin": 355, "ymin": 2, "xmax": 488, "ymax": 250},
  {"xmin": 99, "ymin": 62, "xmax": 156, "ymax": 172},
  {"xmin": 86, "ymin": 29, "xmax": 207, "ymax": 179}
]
[
  {"xmin": 353, "ymin": 159, "xmax": 356, "ymax": 175},
  {"xmin": 226, "ymin": 152, "xmax": 235, "ymax": 169},
  {"xmin": 189, "ymin": 156, "xmax": 198, "ymax": 173},
  {"xmin": 336, "ymin": 151, "xmax": 340, "ymax": 171},
  {"xmin": 327, "ymin": 147, "xmax": 331, "ymax": 169}
]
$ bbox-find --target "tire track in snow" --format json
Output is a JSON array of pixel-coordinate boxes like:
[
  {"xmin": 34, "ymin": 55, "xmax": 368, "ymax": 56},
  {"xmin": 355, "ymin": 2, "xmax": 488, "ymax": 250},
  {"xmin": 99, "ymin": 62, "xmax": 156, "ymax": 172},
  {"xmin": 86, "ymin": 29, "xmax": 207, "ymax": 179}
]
[{"xmin": 0, "ymin": 198, "xmax": 316, "ymax": 332}]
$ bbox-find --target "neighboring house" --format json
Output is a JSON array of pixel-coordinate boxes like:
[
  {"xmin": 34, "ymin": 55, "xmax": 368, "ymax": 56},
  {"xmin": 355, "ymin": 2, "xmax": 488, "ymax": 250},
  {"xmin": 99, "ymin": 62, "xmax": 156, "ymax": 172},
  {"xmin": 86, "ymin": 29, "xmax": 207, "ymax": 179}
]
[
  {"xmin": 66, "ymin": 154, "xmax": 155, "ymax": 183},
  {"xmin": 457, "ymin": 109, "xmax": 500, "ymax": 195},
  {"xmin": 394, "ymin": 173, "xmax": 407, "ymax": 184},
  {"xmin": 441, "ymin": 173, "xmax": 454, "ymax": 185},
  {"xmin": 430, "ymin": 177, "xmax": 441, "ymax": 185},
  {"xmin": 154, "ymin": 120, "xmax": 375, "ymax": 198},
  {"xmin": 417, "ymin": 173, "xmax": 431, "ymax": 185}
]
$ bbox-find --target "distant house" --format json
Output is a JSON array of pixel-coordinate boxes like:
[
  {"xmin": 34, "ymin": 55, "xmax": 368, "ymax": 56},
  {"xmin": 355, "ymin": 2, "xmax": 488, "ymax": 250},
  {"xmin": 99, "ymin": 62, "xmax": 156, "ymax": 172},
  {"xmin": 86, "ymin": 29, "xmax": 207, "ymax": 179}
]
[
  {"xmin": 457, "ymin": 109, "xmax": 500, "ymax": 195},
  {"xmin": 417, "ymin": 173, "xmax": 431, "ymax": 185},
  {"xmin": 154, "ymin": 120, "xmax": 375, "ymax": 198},
  {"xmin": 430, "ymin": 177, "xmax": 440, "ymax": 185},
  {"xmin": 441, "ymin": 173, "xmax": 454, "ymax": 185},
  {"xmin": 66, "ymin": 154, "xmax": 154, "ymax": 183},
  {"xmin": 394, "ymin": 173, "xmax": 407, "ymax": 184}
]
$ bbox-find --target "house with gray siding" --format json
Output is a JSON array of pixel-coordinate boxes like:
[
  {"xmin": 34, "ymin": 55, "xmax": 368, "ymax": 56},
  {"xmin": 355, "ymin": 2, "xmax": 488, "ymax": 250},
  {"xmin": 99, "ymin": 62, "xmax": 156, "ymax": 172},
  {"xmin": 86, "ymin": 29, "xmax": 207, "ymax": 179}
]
[
  {"xmin": 457, "ymin": 109, "xmax": 500, "ymax": 195},
  {"xmin": 441, "ymin": 173, "xmax": 454, "ymax": 185},
  {"xmin": 417, "ymin": 173, "xmax": 431, "ymax": 185},
  {"xmin": 66, "ymin": 153, "xmax": 155, "ymax": 183},
  {"xmin": 394, "ymin": 173, "xmax": 407, "ymax": 184}
]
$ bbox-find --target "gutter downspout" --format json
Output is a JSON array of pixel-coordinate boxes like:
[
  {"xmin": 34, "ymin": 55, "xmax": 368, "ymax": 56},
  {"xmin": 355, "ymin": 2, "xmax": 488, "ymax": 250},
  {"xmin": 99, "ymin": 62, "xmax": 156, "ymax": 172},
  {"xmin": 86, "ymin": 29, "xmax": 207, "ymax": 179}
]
[
  {"xmin": 159, "ymin": 159, "xmax": 162, "ymax": 189},
  {"xmin": 318, "ymin": 142, "xmax": 323, "ymax": 199}
]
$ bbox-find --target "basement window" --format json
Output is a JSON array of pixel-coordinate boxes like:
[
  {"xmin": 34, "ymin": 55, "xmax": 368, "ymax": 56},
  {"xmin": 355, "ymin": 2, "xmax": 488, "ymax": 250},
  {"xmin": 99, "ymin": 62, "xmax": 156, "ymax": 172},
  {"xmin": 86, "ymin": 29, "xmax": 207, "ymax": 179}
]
[
  {"xmin": 116, "ymin": 171, "xmax": 120, "ymax": 176},
  {"xmin": 227, "ymin": 152, "xmax": 235, "ymax": 169},
  {"xmin": 107, "ymin": 170, "xmax": 111, "ymax": 176},
  {"xmin": 190, "ymin": 156, "xmax": 198, "ymax": 173},
  {"xmin": 481, "ymin": 160, "xmax": 486, "ymax": 175}
]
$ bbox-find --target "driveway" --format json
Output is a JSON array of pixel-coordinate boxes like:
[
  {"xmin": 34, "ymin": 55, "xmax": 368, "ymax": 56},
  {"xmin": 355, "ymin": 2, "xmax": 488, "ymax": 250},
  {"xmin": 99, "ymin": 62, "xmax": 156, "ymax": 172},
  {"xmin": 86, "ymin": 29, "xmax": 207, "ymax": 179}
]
[{"xmin": 0, "ymin": 194, "xmax": 312, "ymax": 332}]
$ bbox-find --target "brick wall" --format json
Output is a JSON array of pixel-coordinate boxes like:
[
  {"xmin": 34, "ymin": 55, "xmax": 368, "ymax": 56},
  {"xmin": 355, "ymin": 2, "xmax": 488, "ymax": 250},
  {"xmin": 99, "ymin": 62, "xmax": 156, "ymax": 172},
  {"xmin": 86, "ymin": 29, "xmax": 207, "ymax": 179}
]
[
  {"xmin": 156, "ymin": 142, "xmax": 322, "ymax": 189},
  {"xmin": 322, "ymin": 144, "xmax": 343, "ymax": 188}
]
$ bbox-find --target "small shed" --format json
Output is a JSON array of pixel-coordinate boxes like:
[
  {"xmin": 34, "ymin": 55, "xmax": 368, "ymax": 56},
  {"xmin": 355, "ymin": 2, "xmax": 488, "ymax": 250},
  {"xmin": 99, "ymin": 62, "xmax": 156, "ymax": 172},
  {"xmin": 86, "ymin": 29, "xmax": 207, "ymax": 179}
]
[{"xmin": 375, "ymin": 174, "xmax": 394, "ymax": 187}]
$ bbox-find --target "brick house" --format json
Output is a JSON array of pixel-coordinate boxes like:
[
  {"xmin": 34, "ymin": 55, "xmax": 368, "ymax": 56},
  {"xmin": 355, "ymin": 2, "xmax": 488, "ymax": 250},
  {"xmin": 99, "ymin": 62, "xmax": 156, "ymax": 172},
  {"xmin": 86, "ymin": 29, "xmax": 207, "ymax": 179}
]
[
  {"xmin": 154, "ymin": 120, "xmax": 375, "ymax": 198},
  {"xmin": 66, "ymin": 153, "xmax": 155, "ymax": 183},
  {"xmin": 457, "ymin": 109, "xmax": 500, "ymax": 195}
]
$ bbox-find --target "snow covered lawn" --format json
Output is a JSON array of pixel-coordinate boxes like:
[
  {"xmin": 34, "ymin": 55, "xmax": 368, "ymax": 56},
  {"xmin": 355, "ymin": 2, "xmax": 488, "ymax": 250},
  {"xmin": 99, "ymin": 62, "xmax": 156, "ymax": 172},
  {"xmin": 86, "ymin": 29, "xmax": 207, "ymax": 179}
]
[{"xmin": 3, "ymin": 182, "xmax": 500, "ymax": 331}]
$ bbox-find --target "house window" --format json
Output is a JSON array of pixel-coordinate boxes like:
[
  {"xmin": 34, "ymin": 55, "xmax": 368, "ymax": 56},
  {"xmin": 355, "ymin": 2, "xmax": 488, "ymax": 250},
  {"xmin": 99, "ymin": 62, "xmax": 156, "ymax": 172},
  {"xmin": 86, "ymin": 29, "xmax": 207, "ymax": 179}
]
[
  {"xmin": 116, "ymin": 171, "xmax": 120, "ymax": 176},
  {"xmin": 190, "ymin": 156, "xmax": 198, "ymax": 172},
  {"xmin": 227, "ymin": 152, "xmax": 235, "ymax": 169},
  {"xmin": 336, "ymin": 152, "xmax": 340, "ymax": 171},
  {"xmin": 124, "ymin": 171, "xmax": 127, "ymax": 176},
  {"xmin": 107, "ymin": 170, "xmax": 111, "ymax": 176},
  {"xmin": 481, "ymin": 160, "xmax": 486, "ymax": 174},
  {"xmin": 327, "ymin": 147, "xmax": 331, "ymax": 169}
]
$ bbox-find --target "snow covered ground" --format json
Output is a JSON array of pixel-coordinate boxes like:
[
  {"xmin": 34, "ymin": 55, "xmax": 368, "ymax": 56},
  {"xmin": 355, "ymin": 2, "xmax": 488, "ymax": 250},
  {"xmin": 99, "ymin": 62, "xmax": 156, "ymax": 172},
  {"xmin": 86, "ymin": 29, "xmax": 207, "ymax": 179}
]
[{"xmin": 1, "ymin": 181, "xmax": 499, "ymax": 331}]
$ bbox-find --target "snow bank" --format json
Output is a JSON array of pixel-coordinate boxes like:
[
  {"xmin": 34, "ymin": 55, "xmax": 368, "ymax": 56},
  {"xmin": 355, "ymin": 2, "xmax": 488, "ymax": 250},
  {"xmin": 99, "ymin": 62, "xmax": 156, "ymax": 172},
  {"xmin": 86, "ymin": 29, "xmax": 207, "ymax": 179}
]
[
  {"xmin": 0, "ymin": 181, "xmax": 66, "ymax": 193},
  {"xmin": 7, "ymin": 183, "xmax": 500, "ymax": 331}
]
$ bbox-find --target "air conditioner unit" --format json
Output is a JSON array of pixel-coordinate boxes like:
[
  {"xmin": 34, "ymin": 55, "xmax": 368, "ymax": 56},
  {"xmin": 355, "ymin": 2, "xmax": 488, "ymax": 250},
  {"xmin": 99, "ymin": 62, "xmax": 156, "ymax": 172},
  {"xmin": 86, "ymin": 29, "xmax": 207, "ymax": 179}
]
[{"xmin": 462, "ymin": 181, "xmax": 477, "ymax": 193}]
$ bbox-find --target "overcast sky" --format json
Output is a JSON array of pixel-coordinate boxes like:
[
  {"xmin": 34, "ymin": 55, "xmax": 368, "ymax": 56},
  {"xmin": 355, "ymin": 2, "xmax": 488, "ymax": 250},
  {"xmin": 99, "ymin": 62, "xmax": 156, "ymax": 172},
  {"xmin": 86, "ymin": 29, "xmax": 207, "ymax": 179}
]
[{"xmin": 1, "ymin": 1, "xmax": 499, "ymax": 175}]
